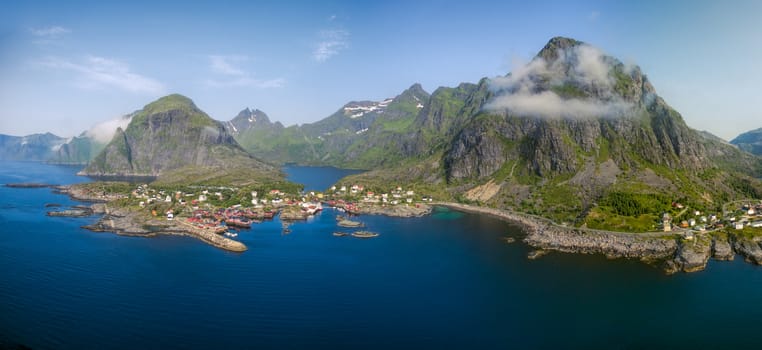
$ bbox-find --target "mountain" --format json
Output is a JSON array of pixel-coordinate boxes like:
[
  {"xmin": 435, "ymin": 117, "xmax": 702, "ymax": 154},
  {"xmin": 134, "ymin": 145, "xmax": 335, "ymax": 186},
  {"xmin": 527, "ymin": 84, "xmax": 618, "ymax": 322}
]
[
  {"xmin": 53, "ymin": 133, "xmax": 104, "ymax": 164},
  {"xmin": 231, "ymin": 83, "xmax": 430, "ymax": 168},
  {"xmin": 731, "ymin": 127, "xmax": 762, "ymax": 156},
  {"xmin": 81, "ymin": 94, "xmax": 279, "ymax": 184},
  {"xmin": 0, "ymin": 132, "xmax": 68, "ymax": 161},
  {"xmin": 338, "ymin": 36, "xmax": 762, "ymax": 228}
]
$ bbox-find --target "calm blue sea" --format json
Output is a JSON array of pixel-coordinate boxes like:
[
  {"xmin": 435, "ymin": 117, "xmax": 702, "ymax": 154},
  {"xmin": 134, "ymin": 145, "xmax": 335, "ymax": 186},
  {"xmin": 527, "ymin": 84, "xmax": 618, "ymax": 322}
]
[{"xmin": 0, "ymin": 161, "xmax": 761, "ymax": 349}]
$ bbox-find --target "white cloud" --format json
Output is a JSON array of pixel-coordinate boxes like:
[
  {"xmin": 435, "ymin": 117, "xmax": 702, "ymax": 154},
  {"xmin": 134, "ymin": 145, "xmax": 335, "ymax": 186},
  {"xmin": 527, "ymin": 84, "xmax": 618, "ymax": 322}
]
[
  {"xmin": 30, "ymin": 26, "xmax": 71, "ymax": 38},
  {"xmin": 589, "ymin": 11, "xmax": 600, "ymax": 21},
  {"xmin": 484, "ymin": 89, "xmax": 632, "ymax": 120},
  {"xmin": 41, "ymin": 56, "xmax": 166, "ymax": 94},
  {"xmin": 485, "ymin": 43, "xmax": 636, "ymax": 119},
  {"xmin": 205, "ymin": 55, "xmax": 285, "ymax": 88},
  {"xmin": 85, "ymin": 114, "xmax": 134, "ymax": 143},
  {"xmin": 313, "ymin": 30, "xmax": 349, "ymax": 62},
  {"xmin": 209, "ymin": 55, "xmax": 247, "ymax": 76}
]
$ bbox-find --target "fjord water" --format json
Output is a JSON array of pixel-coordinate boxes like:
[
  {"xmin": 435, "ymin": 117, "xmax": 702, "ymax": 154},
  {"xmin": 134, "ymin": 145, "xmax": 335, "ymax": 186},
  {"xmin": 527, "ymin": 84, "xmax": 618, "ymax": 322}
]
[{"xmin": 1, "ymin": 162, "xmax": 761, "ymax": 349}]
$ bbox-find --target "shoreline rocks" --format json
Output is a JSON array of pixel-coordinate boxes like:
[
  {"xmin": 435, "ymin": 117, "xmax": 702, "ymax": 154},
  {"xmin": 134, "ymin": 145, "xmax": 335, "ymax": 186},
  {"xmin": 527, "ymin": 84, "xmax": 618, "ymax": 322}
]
[
  {"xmin": 432, "ymin": 202, "xmax": 760, "ymax": 274},
  {"xmin": 353, "ymin": 204, "xmax": 432, "ymax": 217}
]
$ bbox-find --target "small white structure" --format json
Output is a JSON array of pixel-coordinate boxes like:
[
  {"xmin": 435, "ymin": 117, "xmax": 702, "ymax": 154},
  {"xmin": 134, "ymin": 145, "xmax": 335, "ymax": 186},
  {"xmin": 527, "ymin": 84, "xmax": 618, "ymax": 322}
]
[
  {"xmin": 166, "ymin": 212, "xmax": 174, "ymax": 221},
  {"xmin": 198, "ymin": 194, "xmax": 207, "ymax": 202},
  {"xmin": 751, "ymin": 221, "xmax": 762, "ymax": 228},
  {"xmin": 165, "ymin": 195, "xmax": 172, "ymax": 203},
  {"xmin": 688, "ymin": 218, "xmax": 696, "ymax": 227},
  {"xmin": 735, "ymin": 222, "xmax": 745, "ymax": 230}
]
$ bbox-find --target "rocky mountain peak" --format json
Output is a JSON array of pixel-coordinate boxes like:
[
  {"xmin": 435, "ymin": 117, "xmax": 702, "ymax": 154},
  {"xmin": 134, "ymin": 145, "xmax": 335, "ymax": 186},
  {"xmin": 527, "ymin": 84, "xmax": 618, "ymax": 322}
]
[
  {"xmin": 81, "ymin": 94, "xmax": 270, "ymax": 177},
  {"xmin": 537, "ymin": 36, "xmax": 583, "ymax": 62}
]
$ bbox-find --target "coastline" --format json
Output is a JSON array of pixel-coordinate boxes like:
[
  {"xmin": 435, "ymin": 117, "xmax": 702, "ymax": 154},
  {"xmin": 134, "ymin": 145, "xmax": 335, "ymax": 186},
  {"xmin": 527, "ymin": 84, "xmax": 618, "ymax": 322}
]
[
  {"xmin": 433, "ymin": 202, "xmax": 761, "ymax": 274},
  {"xmin": 54, "ymin": 185, "xmax": 247, "ymax": 253},
  {"xmin": 40, "ymin": 183, "xmax": 762, "ymax": 270}
]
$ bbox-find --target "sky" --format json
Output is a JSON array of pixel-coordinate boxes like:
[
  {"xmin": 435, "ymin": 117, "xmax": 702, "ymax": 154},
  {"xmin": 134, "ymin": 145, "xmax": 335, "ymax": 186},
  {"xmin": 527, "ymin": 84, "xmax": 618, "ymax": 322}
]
[{"xmin": 1, "ymin": 0, "xmax": 760, "ymax": 140}]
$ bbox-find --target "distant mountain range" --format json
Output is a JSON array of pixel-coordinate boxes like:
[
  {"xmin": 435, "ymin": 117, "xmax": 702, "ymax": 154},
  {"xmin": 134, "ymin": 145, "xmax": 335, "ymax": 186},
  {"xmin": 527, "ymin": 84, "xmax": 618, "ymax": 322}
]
[
  {"xmin": 731, "ymin": 127, "xmax": 762, "ymax": 156},
  {"xmin": 2, "ymin": 36, "xmax": 761, "ymax": 224},
  {"xmin": 223, "ymin": 36, "xmax": 762, "ymax": 225}
]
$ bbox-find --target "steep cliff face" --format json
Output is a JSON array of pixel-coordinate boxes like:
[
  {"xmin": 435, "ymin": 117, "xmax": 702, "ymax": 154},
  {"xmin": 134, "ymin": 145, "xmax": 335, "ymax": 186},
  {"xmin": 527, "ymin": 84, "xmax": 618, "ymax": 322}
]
[
  {"xmin": 443, "ymin": 36, "xmax": 738, "ymax": 182},
  {"xmin": 81, "ymin": 94, "xmax": 274, "ymax": 177},
  {"xmin": 339, "ymin": 36, "xmax": 762, "ymax": 225}
]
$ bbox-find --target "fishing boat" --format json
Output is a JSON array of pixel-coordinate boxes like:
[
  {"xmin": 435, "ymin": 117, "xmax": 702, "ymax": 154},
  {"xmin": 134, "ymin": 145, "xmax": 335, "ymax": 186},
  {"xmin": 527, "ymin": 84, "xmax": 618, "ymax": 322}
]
[{"xmin": 332, "ymin": 232, "xmax": 348, "ymax": 237}]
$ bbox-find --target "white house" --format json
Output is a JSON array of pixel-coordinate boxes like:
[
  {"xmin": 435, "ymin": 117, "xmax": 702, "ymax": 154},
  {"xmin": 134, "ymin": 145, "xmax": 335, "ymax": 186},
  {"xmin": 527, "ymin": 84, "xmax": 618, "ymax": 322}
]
[{"xmin": 735, "ymin": 222, "xmax": 745, "ymax": 230}]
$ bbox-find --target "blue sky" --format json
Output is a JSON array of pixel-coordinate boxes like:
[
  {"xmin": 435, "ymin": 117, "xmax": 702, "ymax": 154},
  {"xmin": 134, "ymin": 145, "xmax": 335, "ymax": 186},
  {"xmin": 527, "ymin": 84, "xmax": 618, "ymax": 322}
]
[{"xmin": 1, "ymin": 0, "xmax": 760, "ymax": 140}]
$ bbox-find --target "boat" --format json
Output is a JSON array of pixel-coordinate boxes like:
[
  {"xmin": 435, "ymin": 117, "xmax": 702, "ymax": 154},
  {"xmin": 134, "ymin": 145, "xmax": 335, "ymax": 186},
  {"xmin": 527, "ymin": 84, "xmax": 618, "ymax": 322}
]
[
  {"xmin": 351, "ymin": 231, "xmax": 379, "ymax": 238},
  {"xmin": 333, "ymin": 232, "xmax": 349, "ymax": 237}
]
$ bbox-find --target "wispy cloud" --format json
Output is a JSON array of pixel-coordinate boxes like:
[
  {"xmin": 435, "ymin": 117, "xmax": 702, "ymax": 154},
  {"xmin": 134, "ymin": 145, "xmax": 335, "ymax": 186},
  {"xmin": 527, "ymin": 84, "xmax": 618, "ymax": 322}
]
[
  {"xmin": 209, "ymin": 55, "xmax": 247, "ymax": 76},
  {"xmin": 41, "ymin": 56, "xmax": 166, "ymax": 94},
  {"xmin": 30, "ymin": 26, "xmax": 71, "ymax": 38},
  {"xmin": 205, "ymin": 55, "xmax": 285, "ymax": 88},
  {"xmin": 588, "ymin": 11, "xmax": 600, "ymax": 21},
  {"xmin": 313, "ymin": 29, "xmax": 349, "ymax": 62},
  {"xmin": 485, "ymin": 43, "xmax": 636, "ymax": 120}
]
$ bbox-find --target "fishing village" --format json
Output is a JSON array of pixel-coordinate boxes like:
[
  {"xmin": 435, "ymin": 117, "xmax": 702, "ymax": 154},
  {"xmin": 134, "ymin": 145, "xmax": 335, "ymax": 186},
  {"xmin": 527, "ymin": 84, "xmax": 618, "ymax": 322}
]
[{"xmin": 42, "ymin": 181, "xmax": 434, "ymax": 252}]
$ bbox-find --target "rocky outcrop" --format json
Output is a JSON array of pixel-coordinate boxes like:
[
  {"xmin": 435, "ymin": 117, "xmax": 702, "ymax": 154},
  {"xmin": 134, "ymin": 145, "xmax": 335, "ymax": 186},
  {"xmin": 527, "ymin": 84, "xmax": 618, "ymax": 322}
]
[
  {"xmin": 354, "ymin": 204, "xmax": 432, "ymax": 217},
  {"xmin": 734, "ymin": 237, "xmax": 762, "ymax": 264},
  {"xmin": 524, "ymin": 224, "xmax": 677, "ymax": 261},
  {"xmin": 672, "ymin": 234, "xmax": 712, "ymax": 273},
  {"xmin": 712, "ymin": 235, "xmax": 734, "ymax": 260}
]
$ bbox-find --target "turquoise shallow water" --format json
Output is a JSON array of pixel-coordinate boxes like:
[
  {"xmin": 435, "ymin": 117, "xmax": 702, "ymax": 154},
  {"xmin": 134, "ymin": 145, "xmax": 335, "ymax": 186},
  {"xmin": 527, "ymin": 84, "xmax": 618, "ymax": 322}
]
[{"xmin": 0, "ymin": 161, "xmax": 761, "ymax": 349}]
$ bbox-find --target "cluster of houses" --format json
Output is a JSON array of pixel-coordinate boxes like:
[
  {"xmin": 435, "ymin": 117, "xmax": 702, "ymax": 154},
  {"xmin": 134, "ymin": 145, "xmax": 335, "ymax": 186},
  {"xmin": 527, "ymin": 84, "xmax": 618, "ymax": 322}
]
[
  {"xmin": 661, "ymin": 201, "xmax": 762, "ymax": 234},
  {"xmin": 329, "ymin": 184, "xmax": 434, "ymax": 205},
  {"xmin": 727, "ymin": 203, "xmax": 762, "ymax": 230},
  {"xmin": 129, "ymin": 184, "xmax": 329, "ymax": 222}
]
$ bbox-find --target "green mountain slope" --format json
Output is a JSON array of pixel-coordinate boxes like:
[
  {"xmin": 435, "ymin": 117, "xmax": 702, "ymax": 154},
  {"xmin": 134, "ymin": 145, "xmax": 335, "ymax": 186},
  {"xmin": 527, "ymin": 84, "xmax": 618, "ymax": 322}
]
[
  {"xmin": 81, "ymin": 94, "xmax": 281, "ymax": 185},
  {"xmin": 339, "ymin": 37, "xmax": 762, "ymax": 229},
  {"xmin": 231, "ymin": 84, "xmax": 430, "ymax": 169}
]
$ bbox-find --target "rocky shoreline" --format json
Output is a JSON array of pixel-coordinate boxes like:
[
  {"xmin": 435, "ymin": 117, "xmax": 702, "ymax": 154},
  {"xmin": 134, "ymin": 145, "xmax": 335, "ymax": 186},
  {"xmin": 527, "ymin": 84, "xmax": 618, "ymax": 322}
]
[
  {"xmin": 53, "ymin": 185, "xmax": 247, "ymax": 252},
  {"xmin": 434, "ymin": 202, "xmax": 762, "ymax": 274}
]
